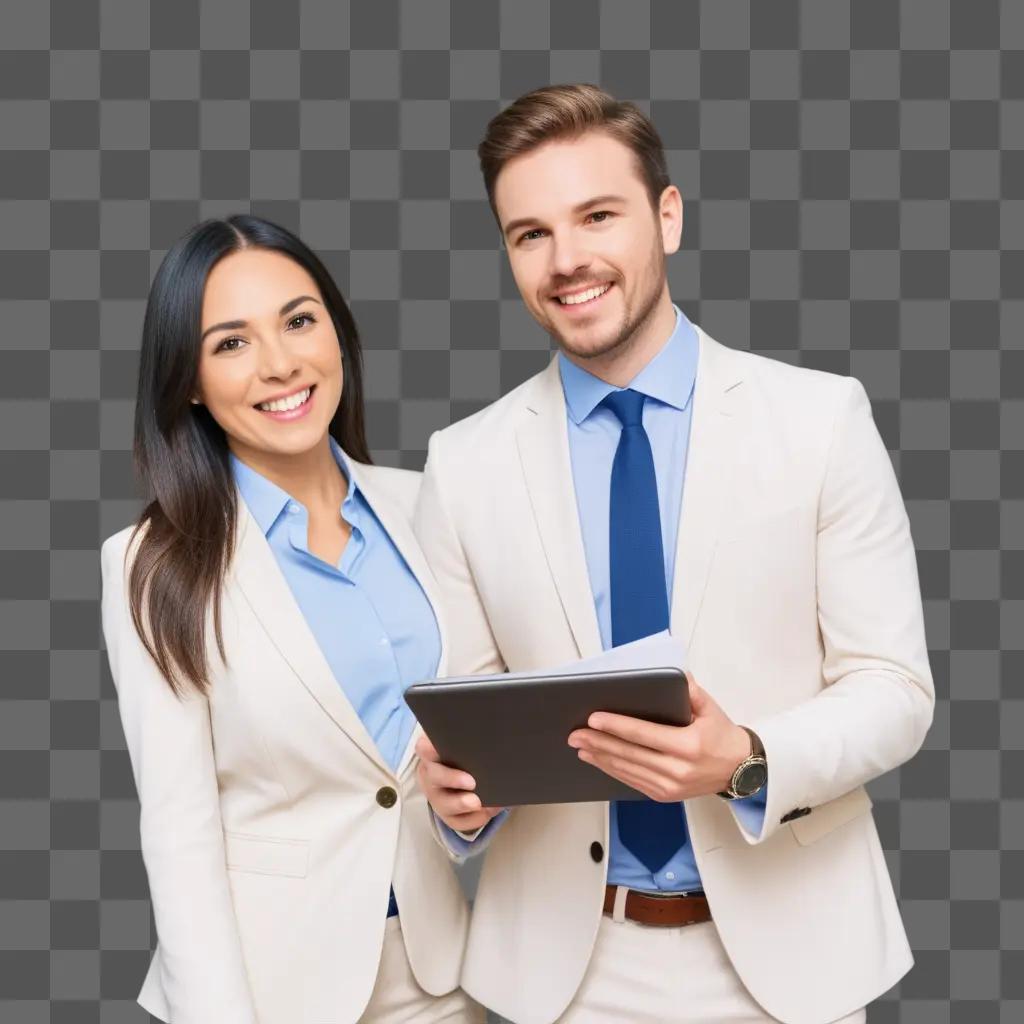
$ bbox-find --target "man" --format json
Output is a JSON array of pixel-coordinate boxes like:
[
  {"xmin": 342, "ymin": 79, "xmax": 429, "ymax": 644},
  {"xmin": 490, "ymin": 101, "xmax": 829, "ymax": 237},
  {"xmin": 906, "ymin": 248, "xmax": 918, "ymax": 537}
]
[{"xmin": 413, "ymin": 84, "xmax": 933, "ymax": 1024}]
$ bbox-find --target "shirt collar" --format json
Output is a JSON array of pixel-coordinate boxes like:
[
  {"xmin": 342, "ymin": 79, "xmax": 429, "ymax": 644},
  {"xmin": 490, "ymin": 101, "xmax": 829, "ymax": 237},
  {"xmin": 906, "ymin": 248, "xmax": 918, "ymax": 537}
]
[
  {"xmin": 230, "ymin": 436, "xmax": 357, "ymax": 537},
  {"xmin": 557, "ymin": 304, "xmax": 699, "ymax": 425}
]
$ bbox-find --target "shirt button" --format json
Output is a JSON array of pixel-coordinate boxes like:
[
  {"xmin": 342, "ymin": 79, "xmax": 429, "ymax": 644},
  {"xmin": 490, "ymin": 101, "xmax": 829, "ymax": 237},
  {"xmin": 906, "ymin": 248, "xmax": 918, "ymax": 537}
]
[
  {"xmin": 665, "ymin": 871, "xmax": 675, "ymax": 880},
  {"xmin": 287, "ymin": 503, "xmax": 301, "ymax": 515},
  {"xmin": 379, "ymin": 636, "xmax": 389, "ymax": 646}
]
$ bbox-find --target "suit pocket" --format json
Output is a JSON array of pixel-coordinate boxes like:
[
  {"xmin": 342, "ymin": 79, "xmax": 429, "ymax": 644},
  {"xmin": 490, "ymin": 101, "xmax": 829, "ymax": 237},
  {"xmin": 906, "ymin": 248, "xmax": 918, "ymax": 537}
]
[
  {"xmin": 789, "ymin": 787, "xmax": 873, "ymax": 846},
  {"xmin": 223, "ymin": 831, "xmax": 310, "ymax": 877}
]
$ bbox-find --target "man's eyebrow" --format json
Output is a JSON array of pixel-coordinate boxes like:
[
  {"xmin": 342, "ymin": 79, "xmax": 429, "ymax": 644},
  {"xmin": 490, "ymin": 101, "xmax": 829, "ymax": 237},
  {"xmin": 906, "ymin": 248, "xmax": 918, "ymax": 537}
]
[
  {"xmin": 501, "ymin": 194, "xmax": 629, "ymax": 240},
  {"xmin": 200, "ymin": 295, "xmax": 322, "ymax": 342}
]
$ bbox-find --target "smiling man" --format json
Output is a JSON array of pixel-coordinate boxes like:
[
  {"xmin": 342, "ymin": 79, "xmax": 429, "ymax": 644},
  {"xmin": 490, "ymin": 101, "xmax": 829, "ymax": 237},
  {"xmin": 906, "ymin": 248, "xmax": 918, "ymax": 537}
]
[{"xmin": 413, "ymin": 85, "xmax": 933, "ymax": 1024}]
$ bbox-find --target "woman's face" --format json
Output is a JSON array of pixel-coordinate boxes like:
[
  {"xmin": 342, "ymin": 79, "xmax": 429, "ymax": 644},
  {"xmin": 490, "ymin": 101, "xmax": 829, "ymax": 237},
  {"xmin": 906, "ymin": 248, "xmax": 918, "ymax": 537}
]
[{"xmin": 194, "ymin": 248, "xmax": 343, "ymax": 463}]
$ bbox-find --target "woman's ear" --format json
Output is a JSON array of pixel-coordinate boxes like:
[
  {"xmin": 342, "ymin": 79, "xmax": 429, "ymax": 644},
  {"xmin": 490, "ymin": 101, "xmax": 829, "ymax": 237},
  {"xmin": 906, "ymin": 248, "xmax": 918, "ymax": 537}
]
[{"xmin": 190, "ymin": 397, "xmax": 201, "ymax": 405}]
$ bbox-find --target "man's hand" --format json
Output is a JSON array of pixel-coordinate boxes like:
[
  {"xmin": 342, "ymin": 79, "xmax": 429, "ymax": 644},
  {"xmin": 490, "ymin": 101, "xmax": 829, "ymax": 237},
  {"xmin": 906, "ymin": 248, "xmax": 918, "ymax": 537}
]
[
  {"xmin": 415, "ymin": 734, "xmax": 505, "ymax": 833},
  {"xmin": 567, "ymin": 673, "xmax": 751, "ymax": 802}
]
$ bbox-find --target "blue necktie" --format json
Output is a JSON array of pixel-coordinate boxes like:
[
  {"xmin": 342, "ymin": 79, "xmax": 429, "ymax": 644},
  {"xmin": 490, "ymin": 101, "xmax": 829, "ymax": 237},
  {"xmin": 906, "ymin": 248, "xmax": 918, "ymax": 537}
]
[{"xmin": 603, "ymin": 389, "xmax": 687, "ymax": 873}]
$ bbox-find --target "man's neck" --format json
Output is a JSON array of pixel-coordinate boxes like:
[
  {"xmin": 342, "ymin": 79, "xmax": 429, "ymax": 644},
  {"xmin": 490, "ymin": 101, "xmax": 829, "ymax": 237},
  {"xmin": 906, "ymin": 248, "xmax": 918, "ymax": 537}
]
[{"xmin": 561, "ymin": 288, "xmax": 677, "ymax": 388}]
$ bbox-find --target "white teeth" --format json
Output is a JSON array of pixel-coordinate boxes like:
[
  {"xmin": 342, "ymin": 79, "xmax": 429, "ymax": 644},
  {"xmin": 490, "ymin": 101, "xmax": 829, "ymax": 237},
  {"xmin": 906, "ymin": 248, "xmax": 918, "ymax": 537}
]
[
  {"xmin": 258, "ymin": 387, "xmax": 311, "ymax": 413},
  {"xmin": 558, "ymin": 284, "xmax": 611, "ymax": 306}
]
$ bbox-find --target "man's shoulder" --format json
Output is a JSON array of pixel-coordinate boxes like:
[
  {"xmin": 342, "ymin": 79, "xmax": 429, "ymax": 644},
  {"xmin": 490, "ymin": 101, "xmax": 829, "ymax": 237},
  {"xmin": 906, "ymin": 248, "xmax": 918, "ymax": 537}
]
[
  {"xmin": 433, "ymin": 357, "xmax": 555, "ymax": 452},
  {"xmin": 707, "ymin": 333, "xmax": 857, "ymax": 415}
]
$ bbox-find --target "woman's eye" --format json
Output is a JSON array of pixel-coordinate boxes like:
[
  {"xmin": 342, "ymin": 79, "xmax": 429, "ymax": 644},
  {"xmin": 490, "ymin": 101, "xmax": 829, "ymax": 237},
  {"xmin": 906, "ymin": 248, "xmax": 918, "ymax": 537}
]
[
  {"xmin": 288, "ymin": 313, "xmax": 316, "ymax": 330},
  {"xmin": 215, "ymin": 337, "xmax": 245, "ymax": 353}
]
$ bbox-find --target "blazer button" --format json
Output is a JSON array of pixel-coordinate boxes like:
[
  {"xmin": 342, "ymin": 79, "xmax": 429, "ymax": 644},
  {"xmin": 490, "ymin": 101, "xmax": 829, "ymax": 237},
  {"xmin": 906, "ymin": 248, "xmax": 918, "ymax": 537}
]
[
  {"xmin": 376, "ymin": 786, "xmax": 398, "ymax": 809},
  {"xmin": 590, "ymin": 841, "xmax": 604, "ymax": 863},
  {"xmin": 780, "ymin": 806, "xmax": 811, "ymax": 823}
]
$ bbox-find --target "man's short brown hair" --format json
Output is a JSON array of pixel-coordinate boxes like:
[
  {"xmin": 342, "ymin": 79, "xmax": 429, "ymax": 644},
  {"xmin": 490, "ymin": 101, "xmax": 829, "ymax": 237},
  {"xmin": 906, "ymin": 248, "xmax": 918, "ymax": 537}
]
[{"xmin": 478, "ymin": 83, "xmax": 671, "ymax": 224}]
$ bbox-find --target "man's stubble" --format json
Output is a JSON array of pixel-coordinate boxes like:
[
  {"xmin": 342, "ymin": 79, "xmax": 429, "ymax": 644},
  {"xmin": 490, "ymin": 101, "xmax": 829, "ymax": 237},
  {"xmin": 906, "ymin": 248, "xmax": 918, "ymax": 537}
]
[{"xmin": 548, "ymin": 235, "xmax": 667, "ymax": 368}]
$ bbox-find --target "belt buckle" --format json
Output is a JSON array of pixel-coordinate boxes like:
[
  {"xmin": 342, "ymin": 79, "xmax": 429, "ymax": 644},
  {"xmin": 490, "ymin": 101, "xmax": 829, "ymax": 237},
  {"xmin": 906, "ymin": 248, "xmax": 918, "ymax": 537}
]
[{"xmin": 638, "ymin": 888, "xmax": 701, "ymax": 899}]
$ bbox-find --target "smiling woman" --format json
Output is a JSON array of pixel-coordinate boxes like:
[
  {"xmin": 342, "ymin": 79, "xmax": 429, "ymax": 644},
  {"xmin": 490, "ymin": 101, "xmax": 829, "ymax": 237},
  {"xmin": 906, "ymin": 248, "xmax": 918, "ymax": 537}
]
[
  {"xmin": 193, "ymin": 250, "xmax": 347, "ymax": 477},
  {"xmin": 131, "ymin": 218, "xmax": 368, "ymax": 696},
  {"xmin": 97, "ymin": 215, "xmax": 480, "ymax": 1023}
]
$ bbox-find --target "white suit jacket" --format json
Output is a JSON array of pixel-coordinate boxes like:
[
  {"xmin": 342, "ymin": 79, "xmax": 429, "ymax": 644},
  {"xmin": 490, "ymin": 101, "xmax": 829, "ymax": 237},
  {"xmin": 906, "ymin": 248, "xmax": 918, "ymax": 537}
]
[
  {"xmin": 413, "ymin": 327, "xmax": 934, "ymax": 1024},
  {"xmin": 100, "ymin": 460, "xmax": 469, "ymax": 1024}
]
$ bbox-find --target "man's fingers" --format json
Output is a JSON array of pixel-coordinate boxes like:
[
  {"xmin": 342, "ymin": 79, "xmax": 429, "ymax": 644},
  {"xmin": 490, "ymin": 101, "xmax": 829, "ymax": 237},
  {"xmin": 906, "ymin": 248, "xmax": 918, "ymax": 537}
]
[
  {"xmin": 443, "ymin": 808, "xmax": 497, "ymax": 832},
  {"xmin": 441, "ymin": 790, "xmax": 483, "ymax": 813},
  {"xmin": 415, "ymin": 737, "xmax": 476, "ymax": 790},
  {"xmin": 415, "ymin": 734, "xmax": 439, "ymax": 761},
  {"xmin": 685, "ymin": 673, "xmax": 715, "ymax": 717},
  {"xmin": 581, "ymin": 713, "xmax": 681, "ymax": 752},
  {"xmin": 571, "ymin": 728, "xmax": 682, "ymax": 778},
  {"xmin": 419, "ymin": 774, "xmax": 483, "ymax": 814},
  {"xmin": 423, "ymin": 759, "xmax": 476, "ymax": 792},
  {"xmin": 578, "ymin": 749, "xmax": 673, "ymax": 802}
]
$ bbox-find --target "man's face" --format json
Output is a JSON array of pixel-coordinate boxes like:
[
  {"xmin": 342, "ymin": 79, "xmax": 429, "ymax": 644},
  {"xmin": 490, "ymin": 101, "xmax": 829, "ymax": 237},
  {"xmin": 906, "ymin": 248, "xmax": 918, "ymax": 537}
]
[{"xmin": 493, "ymin": 130, "xmax": 681, "ymax": 362}]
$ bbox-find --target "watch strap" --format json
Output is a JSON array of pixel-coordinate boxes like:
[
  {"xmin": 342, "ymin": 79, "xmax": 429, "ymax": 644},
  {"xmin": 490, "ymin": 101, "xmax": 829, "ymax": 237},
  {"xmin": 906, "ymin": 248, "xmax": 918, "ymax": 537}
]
[{"xmin": 717, "ymin": 726, "xmax": 767, "ymax": 800}]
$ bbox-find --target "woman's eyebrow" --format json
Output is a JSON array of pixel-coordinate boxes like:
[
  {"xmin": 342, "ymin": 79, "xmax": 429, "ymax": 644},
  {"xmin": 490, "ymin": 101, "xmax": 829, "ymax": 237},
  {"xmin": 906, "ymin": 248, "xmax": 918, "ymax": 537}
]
[{"xmin": 200, "ymin": 295, "xmax": 322, "ymax": 342}]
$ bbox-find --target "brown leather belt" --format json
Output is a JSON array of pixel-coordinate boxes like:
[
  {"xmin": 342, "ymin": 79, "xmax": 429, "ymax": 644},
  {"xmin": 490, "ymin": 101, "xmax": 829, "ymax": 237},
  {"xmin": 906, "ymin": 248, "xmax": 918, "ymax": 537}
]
[{"xmin": 603, "ymin": 884, "xmax": 712, "ymax": 928}]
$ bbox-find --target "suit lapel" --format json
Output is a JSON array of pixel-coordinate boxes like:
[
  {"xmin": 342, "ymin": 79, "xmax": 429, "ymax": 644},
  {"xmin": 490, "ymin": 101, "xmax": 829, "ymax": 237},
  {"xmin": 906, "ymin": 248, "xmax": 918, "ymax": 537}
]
[
  {"xmin": 516, "ymin": 359, "xmax": 603, "ymax": 661},
  {"xmin": 669, "ymin": 328, "xmax": 745, "ymax": 649},
  {"xmin": 345, "ymin": 460, "xmax": 445, "ymax": 778},
  {"xmin": 230, "ymin": 499, "xmax": 392, "ymax": 776}
]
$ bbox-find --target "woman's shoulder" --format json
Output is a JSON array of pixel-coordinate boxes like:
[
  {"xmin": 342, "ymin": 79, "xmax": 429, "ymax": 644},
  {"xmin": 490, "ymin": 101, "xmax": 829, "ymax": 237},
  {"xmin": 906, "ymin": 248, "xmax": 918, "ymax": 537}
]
[
  {"xmin": 101, "ymin": 521, "xmax": 148, "ymax": 580},
  {"xmin": 351, "ymin": 460, "xmax": 422, "ymax": 516}
]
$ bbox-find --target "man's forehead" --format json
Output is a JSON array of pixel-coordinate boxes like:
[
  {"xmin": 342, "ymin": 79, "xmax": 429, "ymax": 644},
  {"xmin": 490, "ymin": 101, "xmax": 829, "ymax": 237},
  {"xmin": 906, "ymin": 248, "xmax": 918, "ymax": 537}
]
[{"xmin": 494, "ymin": 133, "xmax": 645, "ymax": 218}]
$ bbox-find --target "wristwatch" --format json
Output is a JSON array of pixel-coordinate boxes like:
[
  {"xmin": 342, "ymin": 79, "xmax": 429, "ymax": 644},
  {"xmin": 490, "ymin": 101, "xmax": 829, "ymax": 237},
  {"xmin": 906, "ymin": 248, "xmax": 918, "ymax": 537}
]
[{"xmin": 717, "ymin": 726, "xmax": 768, "ymax": 800}]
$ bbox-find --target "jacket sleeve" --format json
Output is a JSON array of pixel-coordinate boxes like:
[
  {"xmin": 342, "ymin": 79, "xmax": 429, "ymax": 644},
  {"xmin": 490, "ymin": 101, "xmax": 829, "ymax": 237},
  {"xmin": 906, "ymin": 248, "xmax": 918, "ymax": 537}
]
[
  {"xmin": 100, "ymin": 533, "xmax": 258, "ymax": 1023},
  {"xmin": 414, "ymin": 430, "xmax": 513, "ymax": 856},
  {"xmin": 741, "ymin": 377, "xmax": 935, "ymax": 843},
  {"xmin": 414, "ymin": 430, "xmax": 507, "ymax": 678}
]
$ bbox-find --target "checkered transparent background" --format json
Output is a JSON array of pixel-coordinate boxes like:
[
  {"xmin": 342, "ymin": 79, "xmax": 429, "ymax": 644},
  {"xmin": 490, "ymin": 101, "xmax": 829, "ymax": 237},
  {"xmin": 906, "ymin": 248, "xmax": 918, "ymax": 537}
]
[{"xmin": 0, "ymin": 1, "xmax": 1021, "ymax": 1021}]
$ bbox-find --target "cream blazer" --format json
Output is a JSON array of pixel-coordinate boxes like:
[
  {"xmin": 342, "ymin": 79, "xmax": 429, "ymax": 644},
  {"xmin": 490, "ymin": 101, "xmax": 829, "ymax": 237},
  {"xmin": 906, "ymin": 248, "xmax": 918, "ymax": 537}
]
[
  {"xmin": 413, "ymin": 327, "xmax": 935, "ymax": 1024},
  {"xmin": 100, "ymin": 460, "xmax": 469, "ymax": 1024}
]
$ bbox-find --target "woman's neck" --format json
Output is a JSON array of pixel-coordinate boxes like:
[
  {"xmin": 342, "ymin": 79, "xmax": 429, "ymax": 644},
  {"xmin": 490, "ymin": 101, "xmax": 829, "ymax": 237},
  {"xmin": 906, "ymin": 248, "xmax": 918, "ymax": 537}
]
[{"xmin": 231, "ymin": 434, "xmax": 348, "ymax": 515}]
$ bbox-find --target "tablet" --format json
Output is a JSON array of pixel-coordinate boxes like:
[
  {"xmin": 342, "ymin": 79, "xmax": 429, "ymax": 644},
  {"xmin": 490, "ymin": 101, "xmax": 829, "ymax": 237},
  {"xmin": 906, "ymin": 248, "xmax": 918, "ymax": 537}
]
[{"xmin": 404, "ymin": 666, "xmax": 691, "ymax": 806}]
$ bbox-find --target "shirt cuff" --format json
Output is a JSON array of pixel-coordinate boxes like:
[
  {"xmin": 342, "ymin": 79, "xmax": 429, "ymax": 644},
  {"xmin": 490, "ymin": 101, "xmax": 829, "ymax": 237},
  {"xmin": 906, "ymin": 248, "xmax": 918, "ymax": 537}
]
[
  {"xmin": 435, "ymin": 808, "xmax": 510, "ymax": 856},
  {"xmin": 728, "ymin": 783, "xmax": 769, "ymax": 840}
]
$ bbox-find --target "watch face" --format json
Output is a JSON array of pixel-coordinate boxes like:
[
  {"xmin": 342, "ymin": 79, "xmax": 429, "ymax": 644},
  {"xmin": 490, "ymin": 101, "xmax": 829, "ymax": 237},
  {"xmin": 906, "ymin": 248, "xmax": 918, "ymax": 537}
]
[{"xmin": 736, "ymin": 761, "xmax": 768, "ymax": 797}]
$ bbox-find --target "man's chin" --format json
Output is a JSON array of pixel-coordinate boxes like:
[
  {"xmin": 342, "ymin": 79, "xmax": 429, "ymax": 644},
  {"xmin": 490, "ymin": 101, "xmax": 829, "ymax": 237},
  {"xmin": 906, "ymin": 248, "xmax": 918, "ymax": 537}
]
[{"xmin": 555, "ymin": 325, "xmax": 627, "ymax": 362}]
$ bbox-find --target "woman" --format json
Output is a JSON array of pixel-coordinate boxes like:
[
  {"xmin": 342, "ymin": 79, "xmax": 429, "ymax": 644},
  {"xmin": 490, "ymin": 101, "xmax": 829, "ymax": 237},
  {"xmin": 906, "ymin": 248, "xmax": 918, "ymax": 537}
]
[{"xmin": 100, "ymin": 215, "xmax": 481, "ymax": 1023}]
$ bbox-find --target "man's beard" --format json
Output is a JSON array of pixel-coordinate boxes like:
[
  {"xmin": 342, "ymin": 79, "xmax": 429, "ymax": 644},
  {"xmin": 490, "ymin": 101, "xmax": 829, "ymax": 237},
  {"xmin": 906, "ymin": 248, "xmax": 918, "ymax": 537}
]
[{"xmin": 550, "ymin": 244, "xmax": 665, "ymax": 364}]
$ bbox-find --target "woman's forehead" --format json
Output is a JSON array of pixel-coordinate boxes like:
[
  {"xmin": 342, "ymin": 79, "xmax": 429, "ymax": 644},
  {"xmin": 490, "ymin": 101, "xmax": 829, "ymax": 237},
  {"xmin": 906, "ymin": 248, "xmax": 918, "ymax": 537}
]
[{"xmin": 202, "ymin": 250, "xmax": 319, "ymax": 321}]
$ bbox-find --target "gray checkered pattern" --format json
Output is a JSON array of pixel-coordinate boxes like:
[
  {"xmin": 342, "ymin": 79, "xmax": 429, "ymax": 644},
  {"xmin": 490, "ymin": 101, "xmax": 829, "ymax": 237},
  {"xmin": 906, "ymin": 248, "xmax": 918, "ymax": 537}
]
[{"xmin": 0, "ymin": 1, "xmax": 1019, "ymax": 1021}]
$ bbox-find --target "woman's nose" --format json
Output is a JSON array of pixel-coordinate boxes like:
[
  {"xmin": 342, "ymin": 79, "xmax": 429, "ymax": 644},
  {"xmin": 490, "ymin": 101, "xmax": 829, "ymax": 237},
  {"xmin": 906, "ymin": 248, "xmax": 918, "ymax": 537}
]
[{"xmin": 258, "ymin": 336, "xmax": 301, "ymax": 380}]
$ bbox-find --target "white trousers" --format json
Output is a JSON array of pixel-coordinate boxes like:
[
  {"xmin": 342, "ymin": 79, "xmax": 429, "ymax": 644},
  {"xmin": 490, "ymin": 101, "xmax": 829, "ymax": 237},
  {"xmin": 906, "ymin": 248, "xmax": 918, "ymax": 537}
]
[
  {"xmin": 556, "ymin": 913, "xmax": 867, "ymax": 1024},
  {"xmin": 360, "ymin": 917, "xmax": 484, "ymax": 1023}
]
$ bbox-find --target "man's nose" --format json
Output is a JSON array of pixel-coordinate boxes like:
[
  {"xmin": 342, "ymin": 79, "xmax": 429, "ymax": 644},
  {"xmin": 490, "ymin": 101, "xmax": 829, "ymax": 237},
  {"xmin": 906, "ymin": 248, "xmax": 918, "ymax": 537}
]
[{"xmin": 548, "ymin": 230, "xmax": 590, "ymax": 279}]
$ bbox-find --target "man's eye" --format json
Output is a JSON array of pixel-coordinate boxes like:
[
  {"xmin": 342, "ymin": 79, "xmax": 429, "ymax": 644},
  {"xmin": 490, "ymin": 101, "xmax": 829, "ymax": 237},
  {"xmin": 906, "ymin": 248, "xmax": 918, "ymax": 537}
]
[
  {"xmin": 288, "ymin": 313, "xmax": 316, "ymax": 330},
  {"xmin": 589, "ymin": 211, "xmax": 612, "ymax": 223},
  {"xmin": 520, "ymin": 229, "xmax": 545, "ymax": 243}
]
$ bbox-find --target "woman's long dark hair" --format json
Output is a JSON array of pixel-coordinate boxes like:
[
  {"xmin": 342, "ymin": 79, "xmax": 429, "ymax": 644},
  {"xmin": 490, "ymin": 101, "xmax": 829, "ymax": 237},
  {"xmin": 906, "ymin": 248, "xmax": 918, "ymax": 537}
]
[{"xmin": 127, "ymin": 215, "xmax": 371, "ymax": 697}]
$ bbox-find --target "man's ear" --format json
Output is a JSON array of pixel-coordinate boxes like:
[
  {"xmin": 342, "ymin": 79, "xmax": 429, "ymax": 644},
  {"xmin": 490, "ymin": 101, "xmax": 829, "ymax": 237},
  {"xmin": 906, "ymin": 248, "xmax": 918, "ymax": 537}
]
[{"xmin": 659, "ymin": 184, "xmax": 683, "ymax": 255}]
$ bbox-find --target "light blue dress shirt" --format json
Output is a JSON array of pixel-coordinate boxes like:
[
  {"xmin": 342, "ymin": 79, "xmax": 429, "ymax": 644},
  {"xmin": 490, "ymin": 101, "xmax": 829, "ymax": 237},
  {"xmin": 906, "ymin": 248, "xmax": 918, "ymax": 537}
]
[
  {"xmin": 231, "ymin": 438, "xmax": 441, "ymax": 775},
  {"xmin": 443, "ymin": 306, "xmax": 766, "ymax": 893}
]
